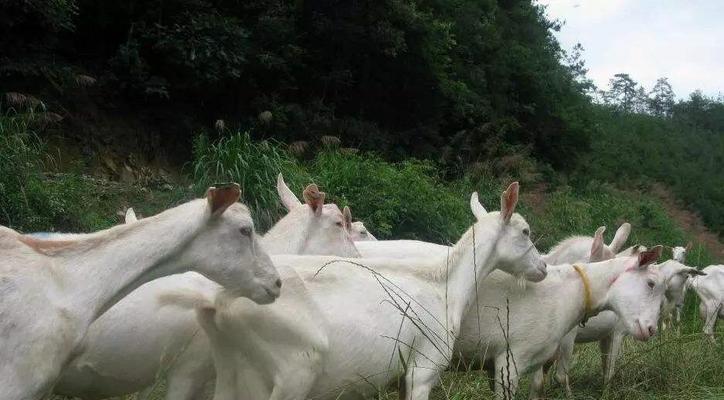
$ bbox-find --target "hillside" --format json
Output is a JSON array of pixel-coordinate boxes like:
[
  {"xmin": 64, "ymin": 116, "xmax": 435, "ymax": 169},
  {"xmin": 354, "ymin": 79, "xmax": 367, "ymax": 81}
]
[{"xmin": 2, "ymin": 0, "xmax": 722, "ymax": 241}]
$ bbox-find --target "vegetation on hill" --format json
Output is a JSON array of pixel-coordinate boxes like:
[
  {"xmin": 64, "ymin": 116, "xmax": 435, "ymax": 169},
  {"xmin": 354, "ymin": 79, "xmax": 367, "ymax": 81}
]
[
  {"xmin": 581, "ymin": 91, "xmax": 724, "ymax": 235},
  {"xmin": 2, "ymin": 0, "xmax": 722, "ymax": 238}
]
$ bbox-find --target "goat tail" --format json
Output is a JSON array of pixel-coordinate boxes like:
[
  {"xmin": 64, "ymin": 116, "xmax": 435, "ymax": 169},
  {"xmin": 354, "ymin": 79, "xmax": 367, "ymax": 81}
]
[{"xmin": 157, "ymin": 289, "xmax": 214, "ymax": 311}]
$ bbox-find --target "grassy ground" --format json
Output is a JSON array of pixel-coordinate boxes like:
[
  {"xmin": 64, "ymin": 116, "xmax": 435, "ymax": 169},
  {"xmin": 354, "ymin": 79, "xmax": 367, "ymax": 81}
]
[{"xmin": 52, "ymin": 316, "xmax": 723, "ymax": 400}]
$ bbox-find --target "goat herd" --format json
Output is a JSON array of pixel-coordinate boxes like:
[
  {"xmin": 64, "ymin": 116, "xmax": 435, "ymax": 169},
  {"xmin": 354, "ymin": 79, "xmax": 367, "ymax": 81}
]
[{"xmin": 1, "ymin": 175, "xmax": 722, "ymax": 400}]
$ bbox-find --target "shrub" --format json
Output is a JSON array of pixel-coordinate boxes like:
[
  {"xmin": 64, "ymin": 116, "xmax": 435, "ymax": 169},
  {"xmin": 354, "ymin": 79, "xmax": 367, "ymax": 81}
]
[{"xmin": 313, "ymin": 151, "xmax": 473, "ymax": 243}]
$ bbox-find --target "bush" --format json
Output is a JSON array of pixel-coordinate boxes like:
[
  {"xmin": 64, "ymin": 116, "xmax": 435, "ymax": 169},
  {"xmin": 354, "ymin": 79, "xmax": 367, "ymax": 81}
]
[
  {"xmin": 313, "ymin": 151, "xmax": 473, "ymax": 243},
  {"xmin": 190, "ymin": 131, "xmax": 717, "ymax": 258},
  {"xmin": 190, "ymin": 131, "xmax": 507, "ymax": 243}
]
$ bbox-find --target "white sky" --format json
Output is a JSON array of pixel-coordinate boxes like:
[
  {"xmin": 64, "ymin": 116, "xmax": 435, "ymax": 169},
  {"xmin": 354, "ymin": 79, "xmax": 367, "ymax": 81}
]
[{"xmin": 537, "ymin": 0, "xmax": 724, "ymax": 98}]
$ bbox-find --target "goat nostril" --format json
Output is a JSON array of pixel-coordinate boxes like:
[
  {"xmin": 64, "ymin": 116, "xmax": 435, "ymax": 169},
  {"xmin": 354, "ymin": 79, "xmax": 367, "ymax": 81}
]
[
  {"xmin": 275, "ymin": 278, "xmax": 282, "ymax": 288},
  {"xmin": 648, "ymin": 326, "xmax": 656, "ymax": 336}
]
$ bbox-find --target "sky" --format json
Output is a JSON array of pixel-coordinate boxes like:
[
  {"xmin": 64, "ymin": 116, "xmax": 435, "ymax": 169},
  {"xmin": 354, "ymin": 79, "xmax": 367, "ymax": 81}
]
[{"xmin": 537, "ymin": 0, "xmax": 724, "ymax": 98}]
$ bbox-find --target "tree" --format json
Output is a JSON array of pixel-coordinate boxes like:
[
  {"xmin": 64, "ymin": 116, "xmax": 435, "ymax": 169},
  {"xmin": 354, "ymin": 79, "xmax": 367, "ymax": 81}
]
[
  {"xmin": 604, "ymin": 73, "xmax": 642, "ymax": 113},
  {"xmin": 648, "ymin": 78, "xmax": 675, "ymax": 117},
  {"xmin": 564, "ymin": 43, "xmax": 596, "ymax": 95}
]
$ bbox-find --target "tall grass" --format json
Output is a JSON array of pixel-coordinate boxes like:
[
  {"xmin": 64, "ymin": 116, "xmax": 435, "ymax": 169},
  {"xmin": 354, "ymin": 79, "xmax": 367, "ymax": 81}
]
[
  {"xmin": 0, "ymin": 110, "xmax": 108, "ymax": 231},
  {"xmin": 0, "ymin": 109, "xmax": 49, "ymax": 230},
  {"xmin": 192, "ymin": 132, "xmax": 311, "ymax": 231}
]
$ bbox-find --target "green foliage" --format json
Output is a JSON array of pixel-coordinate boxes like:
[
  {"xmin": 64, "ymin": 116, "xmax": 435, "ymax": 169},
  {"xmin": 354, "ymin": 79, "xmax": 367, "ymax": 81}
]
[
  {"xmin": 0, "ymin": 110, "xmax": 103, "ymax": 232},
  {"xmin": 578, "ymin": 101, "xmax": 724, "ymax": 236},
  {"xmin": 527, "ymin": 183, "xmax": 715, "ymax": 264},
  {"xmin": 0, "ymin": 110, "xmax": 194, "ymax": 233},
  {"xmin": 189, "ymin": 131, "xmax": 714, "ymax": 259},
  {"xmin": 2, "ymin": 0, "xmax": 595, "ymax": 171},
  {"xmin": 146, "ymin": 11, "xmax": 249, "ymax": 88},
  {"xmin": 1, "ymin": 0, "xmax": 78, "ymax": 32},
  {"xmin": 0, "ymin": 110, "xmax": 48, "ymax": 230},
  {"xmin": 312, "ymin": 151, "xmax": 473, "ymax": 243},
  {"xmin": 190, "ymin": 131, "xmax": 473, "ymax": 242},
  {"xmin": 192, "ymin": 131, "xmax": 311, "ymax": 231}
]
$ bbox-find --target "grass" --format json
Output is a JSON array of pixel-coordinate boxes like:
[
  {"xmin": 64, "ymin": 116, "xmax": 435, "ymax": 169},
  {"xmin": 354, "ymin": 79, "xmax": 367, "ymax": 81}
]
[
  {"xmin": 192, "ymin": 131, "xmax": 312, "ymax": 231},
  {"xmin": 0, "ymin": 109, "xmax": 196, "ymax": 234},
  {"xmin": 369, "ymin": 321, "xmax": 724, "ymax": 400},
  {"xmin": 54, "ymin": 306, "xmax": 723, "ymax": 400}
]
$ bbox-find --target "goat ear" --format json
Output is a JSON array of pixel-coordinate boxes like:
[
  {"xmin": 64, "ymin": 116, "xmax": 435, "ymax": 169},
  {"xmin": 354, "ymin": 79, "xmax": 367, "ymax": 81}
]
[
  {"xmin": 206, "ymin": 183, "xmax": 241, "ymax": 216},
  {"xmin": 302, "ymin": 184, "xmax": 325, "ymax": 216},
  {"xmin": 343, "ymin": 206, "xmax": 353, "ymax": 231},
  {"xmin": 125, "ymin": 207, "xmax": 138, "ymax": 223},
  {"xmin": 590, "ymin": 226, "xmax": 606, "ymax": 261},
  {"xmin": 637, "ymin": 245, "xmax": 663, "ymax": 269},
  {"xmin": 608, "ymin": 222, "xmax": 631, "ymax": 253},
  {"xmin": 500, "ymin": 182, "xmax": 519, "ymax": 223},
  {"xmin": 631, "ymin": 244, "xmax": 646, "ymax": 255},
  {"xmin": 277, "ymin": 173, "xmax": 302, "ymax": 211},
  {"xmin": 470, "ymin": 192, "xmax": 487, "ymax": 220},
  {"xmin": 685, "ymin": 241, "xmax": 693, "ymax": 252}
]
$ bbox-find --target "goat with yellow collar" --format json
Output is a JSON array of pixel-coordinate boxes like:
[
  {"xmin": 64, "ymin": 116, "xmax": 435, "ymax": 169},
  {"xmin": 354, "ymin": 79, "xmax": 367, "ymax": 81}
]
[{"xmin": 453, "ymin": 246, "xmax": 666, "ymax": 399}]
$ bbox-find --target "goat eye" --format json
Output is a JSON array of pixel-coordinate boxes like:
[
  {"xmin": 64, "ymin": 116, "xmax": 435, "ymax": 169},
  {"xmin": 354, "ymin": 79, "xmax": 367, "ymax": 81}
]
[
  {"xmin": 336, "ymin": 221, "xmax": 343, "ymax": 227},
  {"xmin": 239, "ymin": 227, "xmax": 252, "ymax": 237},
  {"xmin": 647, "ymin": 280, "xmax": 655, "ymax": 289},
  {"xmin": 522, "ymin": 228, "xmax": 530, "ymax": 237}
]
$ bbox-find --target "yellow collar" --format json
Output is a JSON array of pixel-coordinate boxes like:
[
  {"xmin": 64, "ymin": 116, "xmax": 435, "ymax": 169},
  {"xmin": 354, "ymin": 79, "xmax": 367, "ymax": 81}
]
[{"xmin": 573, "ymin": 264, "xmax": 594, "ymax": 326}]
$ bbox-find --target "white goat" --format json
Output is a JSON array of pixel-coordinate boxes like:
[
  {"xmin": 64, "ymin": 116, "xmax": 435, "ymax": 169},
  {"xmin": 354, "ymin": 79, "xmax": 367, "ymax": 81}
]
[
  {"xmin": 350, "ymin": 221, "xmax": 377, "ymax": 241},
  {"xmin": 357, "ymin": 193, "xmax": 631, "ymax": 266},
  {"xmin": 54, "ymin": 178, "xmax": 360, "ymax": 400},
  {"xmin": 163, "ymin": 182, "xmax": 548, "ymax": 400},
  {"xmin": 525, "ymin": 225, "xmax": 631, "ymax": 398},
  {"xmin": 543, "ymin": 222, "xmax": 631, "ymax": 265},
  {"xmin": 672, "ymin": 241, "xmax": 692, "ymax": 263},
  {"xmin": 663, "ymin": 241, "xmax": 693, "ymax": 328},
  {"xmin": 0, "ymin": 185, "xmax": 281, "ymax": 400},
  {"xmin": 689, "ymin": 265, "xmax": 724, "ymax": 342},
  {"xmin": 457, "ymin": 246, "xmax": 665, "ymax": 399},
  {"xmin": 264, "ymin": 174, "xmax": 360, "ymax": 257},
  {"xmin": 541, "ymin": 258, "xmax": 705, "ymax": 398}
]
